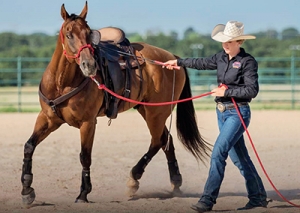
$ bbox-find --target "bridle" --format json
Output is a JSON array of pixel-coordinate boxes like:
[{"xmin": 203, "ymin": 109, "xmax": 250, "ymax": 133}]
[{"xmin": 59, "ymin": 24, "xmax": 94, "ymax": 63}]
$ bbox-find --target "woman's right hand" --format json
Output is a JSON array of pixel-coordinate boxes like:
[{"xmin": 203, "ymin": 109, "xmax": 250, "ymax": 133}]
[{"xmin": 162, "ymin": 59, "xmax": 178, "ymax": 70}]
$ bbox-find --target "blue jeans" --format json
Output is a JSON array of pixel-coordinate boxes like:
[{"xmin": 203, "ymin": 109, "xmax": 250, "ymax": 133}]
[{"xmin": 200, "ymin": 105, "xmax": 267, "ymax": 207}]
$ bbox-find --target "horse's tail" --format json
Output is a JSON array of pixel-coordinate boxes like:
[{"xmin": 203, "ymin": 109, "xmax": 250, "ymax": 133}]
[{"xmin": 176, "ymin": 66, "xmax": 212, "ymax": 162}]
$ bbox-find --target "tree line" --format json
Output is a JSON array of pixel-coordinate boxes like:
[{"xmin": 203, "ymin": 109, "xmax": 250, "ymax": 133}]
[
  {"xmin": 0, "ymin": 27, "xmax": 300, "ymax": 59},
  {"xmin": 0, "ymin": 26, "xmax": 299, "ymax": 86}
]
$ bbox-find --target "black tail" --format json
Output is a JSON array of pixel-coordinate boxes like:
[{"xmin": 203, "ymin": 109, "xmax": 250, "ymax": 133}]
[{"xmin": 176, "ymin": 67, "xmax": 212, "ymax": 162}]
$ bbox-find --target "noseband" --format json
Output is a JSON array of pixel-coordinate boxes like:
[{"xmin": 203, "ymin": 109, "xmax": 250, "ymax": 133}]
[{"xmin": 59, "ymin": 24, "xmax": 94, "ymax": 62}]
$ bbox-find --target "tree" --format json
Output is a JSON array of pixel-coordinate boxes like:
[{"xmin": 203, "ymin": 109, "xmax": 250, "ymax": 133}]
[
  {"xmin": 183, "ymin": 27, "xmax": 196, "ymax": 39},
  {"xmin": 282, "ymin": 28, "xmax": 299, "ymax": 40}
]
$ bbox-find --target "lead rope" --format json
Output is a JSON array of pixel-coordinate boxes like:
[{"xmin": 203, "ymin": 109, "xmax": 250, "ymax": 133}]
[
  {"xmin": 164, "ymin": 69, "xmax": 176, "ymax": 151},
  {"xmin": 230, "ymin": 92, "xmax": 299, "ymax": 208},
  {"xmin": 91, "ymin": 77, "xmax": 299, "ymax": 208}
]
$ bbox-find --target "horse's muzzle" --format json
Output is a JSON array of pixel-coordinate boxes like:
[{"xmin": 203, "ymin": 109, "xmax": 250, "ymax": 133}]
[{"xmin": 80, "ymin": 58, "xmax": 98, "ymax": 77}]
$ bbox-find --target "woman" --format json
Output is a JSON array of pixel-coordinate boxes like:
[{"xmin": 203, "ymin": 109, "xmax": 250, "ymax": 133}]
[{"xmin": 164, "ymin": 21, "xmax": 269, "ymax": 212}]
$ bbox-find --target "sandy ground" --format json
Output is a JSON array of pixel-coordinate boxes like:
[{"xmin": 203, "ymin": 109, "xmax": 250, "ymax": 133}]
[{"xmin": 0, "ymin": 110, "xmax": 300, "ymax": 213}]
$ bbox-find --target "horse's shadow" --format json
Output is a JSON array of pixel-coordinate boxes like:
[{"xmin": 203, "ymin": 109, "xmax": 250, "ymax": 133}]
[
  {"xmin": 26, "ymin": 188, "xmax": 300, "ymax": 211},
  {"xmin": 26, "ymin": 200, "xmax": 98, "ymax": 209},
  {"xmin": 128, "ymin": 189, "xmax": 183, "ymax": 201},
  {"xmin": 25, "ymin": 201, "xmax": 55, "ymax": 209}
]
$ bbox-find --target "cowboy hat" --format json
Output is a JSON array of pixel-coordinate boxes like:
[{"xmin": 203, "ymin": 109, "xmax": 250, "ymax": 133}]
[{"xmin": 211, "ymin": 21, "xmax": 256, "ymax": 42}]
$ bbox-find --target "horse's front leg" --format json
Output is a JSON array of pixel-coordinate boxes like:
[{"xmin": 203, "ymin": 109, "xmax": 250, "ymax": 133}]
[
  {"xmin": 75, "ymin": 120, "xmax": 96, "ymax": 203},
  {"xmin": 21, "ymin": 112, "xmax": 62, "ymax": 206}
]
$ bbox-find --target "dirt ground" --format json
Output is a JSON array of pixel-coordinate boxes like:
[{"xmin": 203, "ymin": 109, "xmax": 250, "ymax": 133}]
[{"xmin": 0, "ymin": 110, "xmax": 300, "ymax": 213}]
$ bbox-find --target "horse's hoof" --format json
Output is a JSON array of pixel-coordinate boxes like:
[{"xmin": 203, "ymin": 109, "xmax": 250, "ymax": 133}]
[
  {"xmin": 170, "ymin": 174, "xmax": 182, "ymax": 188},
  {"xmin": 22, "ymin": 188, "xmax": 35, "ymax": 206},
  {"xmin": 172, "ymin": 187, "xmax": 182, "ymax": 197},
  {"xmin": 171, "ymin": 181, "xmax": 182, "ymax": 190},
  {"xmin": 126, "ymin": 178, "xmax": 139, "ymax": 197},
  {"xmin": 75, "ymin": 199, "xmax": 89, "ymax": 203}
]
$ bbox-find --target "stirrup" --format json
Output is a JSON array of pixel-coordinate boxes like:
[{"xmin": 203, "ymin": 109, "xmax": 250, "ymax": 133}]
[{"xmin": 106, "ymin": 99, "xmax": 118, "ymax": 119}]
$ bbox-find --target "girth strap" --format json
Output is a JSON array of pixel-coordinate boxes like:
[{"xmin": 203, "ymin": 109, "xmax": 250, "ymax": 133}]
[{"xmin": 39, "ymin": 78, "xmax": 90, "ymax": 114}]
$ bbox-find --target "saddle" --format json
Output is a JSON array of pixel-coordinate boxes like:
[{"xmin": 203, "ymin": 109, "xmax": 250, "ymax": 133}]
[{"xmin": 91, "ymin": 27, "xmax": 144, "ymax": 119}]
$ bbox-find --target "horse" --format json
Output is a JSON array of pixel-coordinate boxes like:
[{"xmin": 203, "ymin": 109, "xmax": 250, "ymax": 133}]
[{"xmin": 21, "ymin": 1, "xmax": 211, "ymax": 205}]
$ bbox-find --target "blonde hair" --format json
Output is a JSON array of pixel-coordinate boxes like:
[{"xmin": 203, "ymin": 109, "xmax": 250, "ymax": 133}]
[{"xmin": 236, "ymin": 39, "xmax": 245, "ymax": 45}]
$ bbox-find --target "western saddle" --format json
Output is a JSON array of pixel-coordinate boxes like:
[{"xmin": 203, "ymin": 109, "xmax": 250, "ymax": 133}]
[{"xmin": 91, "ymin": 27, "xmax": 144, "ymax": 119}]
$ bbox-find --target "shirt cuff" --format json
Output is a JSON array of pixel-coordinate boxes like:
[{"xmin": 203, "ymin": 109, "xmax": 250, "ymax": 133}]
[
  {"xmin": 224, "ymin": 89, "xmax": 230, "ymax": 97},
  {"xmin": 177, "ymin": 59, "xmax": 183, "ymax": 66}
]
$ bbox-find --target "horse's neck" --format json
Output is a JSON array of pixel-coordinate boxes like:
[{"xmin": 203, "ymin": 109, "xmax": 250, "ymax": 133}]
[{"xmin": 43, "ymin": 46, "xmax": 84, "ymax": 94}]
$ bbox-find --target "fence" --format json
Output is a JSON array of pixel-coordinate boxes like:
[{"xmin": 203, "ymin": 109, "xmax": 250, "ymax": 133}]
[{"xmin": 0, "ymin": 56, "xmax": 300, "ymax": 112}]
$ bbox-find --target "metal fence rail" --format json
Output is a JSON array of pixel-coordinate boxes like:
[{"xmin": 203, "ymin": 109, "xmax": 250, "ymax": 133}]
[
  {"xmin": 187, "ymin": 57, "xmax": 300, "ymax": 109},
  {"xmin": 0, "ymin": 57, "xmax": 299, "ymax": 112}
]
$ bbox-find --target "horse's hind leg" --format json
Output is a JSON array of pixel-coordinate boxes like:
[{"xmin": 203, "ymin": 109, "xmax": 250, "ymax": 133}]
[
  {"xmin": 21, "ymin": 112, "xmax": 62, "ymax": 206},
  {"xmin": 161, "ymin": 128, "xmax": 182, "ymax": 194},
  {"xmin": 126, "ymin": 107, "xmax": 160, "ymax": 196},
  {"xmin": 127, "ymin": 106, "xmax": 182, "ymax": 196}
]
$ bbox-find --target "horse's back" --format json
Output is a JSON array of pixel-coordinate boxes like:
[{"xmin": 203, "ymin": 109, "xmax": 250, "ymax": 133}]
[
  {"xmin": 132, "ymin": 42, "xmax": 177, "ymax": 61},
  {"xmin": 129, "ymin": 42, "xmax": 186, "ymax": 109}
]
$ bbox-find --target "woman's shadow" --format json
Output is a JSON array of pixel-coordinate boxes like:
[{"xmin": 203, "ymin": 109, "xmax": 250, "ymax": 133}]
[{"xmin": 129, "ymin": 188, "xmax": 300, "ymax": 211}]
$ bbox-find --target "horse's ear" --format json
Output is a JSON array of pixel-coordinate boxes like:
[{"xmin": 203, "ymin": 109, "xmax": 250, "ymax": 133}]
[
  {"xmin": 79, "ymin": 1, "xmax": 88, "ymax": 20},
  {"xmin": 61, "ymin": 3, "xmax": 70, "ymax": 21}
]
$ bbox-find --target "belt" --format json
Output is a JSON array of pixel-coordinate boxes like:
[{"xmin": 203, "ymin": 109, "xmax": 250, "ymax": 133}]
[{"xmin": 216, "ymin": 102, "xmax": 248, "ymax": 112}]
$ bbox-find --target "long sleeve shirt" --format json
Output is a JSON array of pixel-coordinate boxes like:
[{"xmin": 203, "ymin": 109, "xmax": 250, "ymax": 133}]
[{"xmin": 177, "ymin": 48, "xmax": 259, "ymax": 103}]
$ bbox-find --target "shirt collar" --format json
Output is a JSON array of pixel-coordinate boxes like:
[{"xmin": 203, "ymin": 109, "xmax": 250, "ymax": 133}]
[{"xmin": 222, "ymin": 47, "xmax": 246, "ymax": 61}]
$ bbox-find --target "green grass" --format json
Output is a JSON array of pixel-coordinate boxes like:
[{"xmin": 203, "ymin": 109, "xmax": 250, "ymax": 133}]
[{"xmin": 0, "ymin": 106, "xmax": 41, "ymax": 113}]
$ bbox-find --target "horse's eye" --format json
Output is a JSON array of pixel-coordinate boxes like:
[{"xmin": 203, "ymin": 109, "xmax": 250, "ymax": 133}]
[{"xmin": 66, "ymin": 33, "xmax": 72, "ymax": 39}]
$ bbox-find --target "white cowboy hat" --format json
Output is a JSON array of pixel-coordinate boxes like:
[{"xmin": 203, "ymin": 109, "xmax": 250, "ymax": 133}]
[{"xmin": 211, "ymin": 21, "xmax": 256, "ymax": 42}]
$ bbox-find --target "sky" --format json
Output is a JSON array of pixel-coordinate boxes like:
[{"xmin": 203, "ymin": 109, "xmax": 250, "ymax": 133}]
[{"xmin": 0, "ymin": 0, "xmax": 299, "ymax": 38}]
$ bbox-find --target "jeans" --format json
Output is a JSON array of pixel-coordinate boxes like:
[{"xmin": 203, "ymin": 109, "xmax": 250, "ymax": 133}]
[{"xmin": 200, "ymin": 105, "xmax": 267, "ymax": 207}]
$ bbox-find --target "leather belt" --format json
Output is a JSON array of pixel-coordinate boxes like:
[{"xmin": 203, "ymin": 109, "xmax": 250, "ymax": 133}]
[{"xmin": 216, "ymin": 102, "xmax": 248, "ymax": 113}]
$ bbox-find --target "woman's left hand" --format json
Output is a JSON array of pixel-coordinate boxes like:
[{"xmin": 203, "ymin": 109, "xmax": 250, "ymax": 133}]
[{"xmin": 211, "ymin": 85, "xmax": 227, "ymax": 97}]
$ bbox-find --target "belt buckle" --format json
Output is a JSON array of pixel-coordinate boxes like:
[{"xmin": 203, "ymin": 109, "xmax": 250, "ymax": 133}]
[{"xmin": 217, "ymin": 102, "xmax": 226, "ymax": 112}]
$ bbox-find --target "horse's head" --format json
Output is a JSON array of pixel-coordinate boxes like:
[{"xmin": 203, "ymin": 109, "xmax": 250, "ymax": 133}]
[{"xmin": 60, "ymin": 1, "xmax": 98, "ymax": 77}]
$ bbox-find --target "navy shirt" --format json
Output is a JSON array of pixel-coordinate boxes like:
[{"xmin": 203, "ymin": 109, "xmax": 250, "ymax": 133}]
[{"xmin": 177, "ymin": 48, "xmax": 259, "ymax": 103}]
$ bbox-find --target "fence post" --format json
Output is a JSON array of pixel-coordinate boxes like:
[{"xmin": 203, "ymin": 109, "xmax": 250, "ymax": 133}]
[
  {"xmin": 17, "ymin": 56, "xmax": 22, "ymax": 112},
  {"xmin": 290, "ymin": 54, "xmax": 295, "ymax": 109},
  {"xmin": 289, "ymin": 45, "xmax": 300, "ymax": 109}
]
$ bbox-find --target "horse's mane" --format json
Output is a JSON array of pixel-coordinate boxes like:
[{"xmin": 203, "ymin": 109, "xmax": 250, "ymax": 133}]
[{"xmin": 69, "ymin": 13, "xmax": 80, "ymax": 20}]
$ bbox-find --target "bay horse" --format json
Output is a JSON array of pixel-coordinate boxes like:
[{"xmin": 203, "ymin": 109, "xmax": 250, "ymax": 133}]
[{"xmin": 21, "ymin": 1, "xmax": 211, "ymax": 205}]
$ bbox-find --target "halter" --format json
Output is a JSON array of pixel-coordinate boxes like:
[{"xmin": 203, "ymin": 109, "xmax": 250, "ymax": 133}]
[{"xmin": 59, "ymin": 24, "xmax": 94, "ymax": 63}]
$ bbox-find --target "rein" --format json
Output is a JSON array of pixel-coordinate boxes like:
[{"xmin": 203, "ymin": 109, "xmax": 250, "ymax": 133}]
[
  {"xmin": 91, "ymin": 76, "xmax": 212, "ymax": 105},
  {"xmin": 96, "ymin": 44, "xmax": 180, "ymax": 70},
  {"xmin": 165, "ymin": 69, "xmax": 176, "ymax": 151}
]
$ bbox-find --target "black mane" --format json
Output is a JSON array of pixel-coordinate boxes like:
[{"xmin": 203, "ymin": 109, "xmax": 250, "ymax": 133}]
[{"xmin": 69, "ymin": 13, "xmax": 80, "ymax": 20}]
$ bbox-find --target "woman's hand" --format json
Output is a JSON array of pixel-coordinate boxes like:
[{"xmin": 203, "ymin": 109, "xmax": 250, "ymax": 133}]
[
  {"xmin": 211, "ymin": 85, "xmax": 227, "ymax": 97},
  {"xmin": 162, "ymin": 59, "xmax": 178, "ymax": 70}
]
